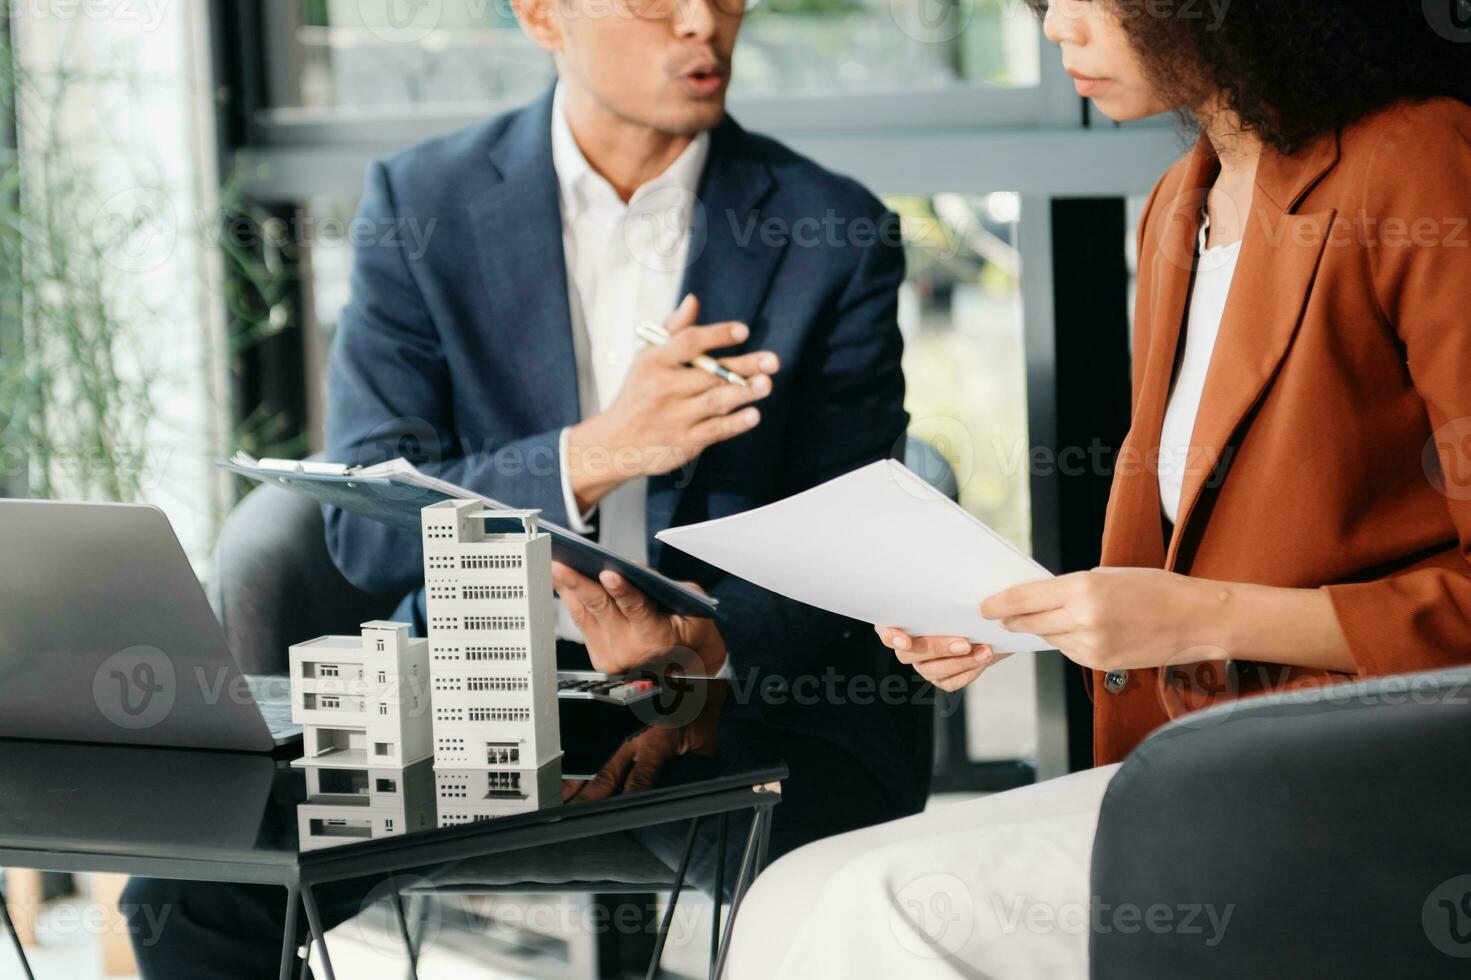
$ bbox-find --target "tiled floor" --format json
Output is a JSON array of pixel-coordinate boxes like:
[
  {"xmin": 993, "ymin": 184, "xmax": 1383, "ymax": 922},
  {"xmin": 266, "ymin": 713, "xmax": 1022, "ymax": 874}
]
[
  {"xmin": 11, "ymin": 888, "xmax": 723, "ymax": 980},
  {"xmin": 11, "ymin": 795, "xmax": 994, "ymax": 980}
]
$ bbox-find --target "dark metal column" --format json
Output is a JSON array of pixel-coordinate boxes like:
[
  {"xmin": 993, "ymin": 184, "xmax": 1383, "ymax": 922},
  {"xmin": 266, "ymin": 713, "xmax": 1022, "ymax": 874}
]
[{"xmin": 1027, "ymin": 197, "xmax": 1135, "ymax": 772}]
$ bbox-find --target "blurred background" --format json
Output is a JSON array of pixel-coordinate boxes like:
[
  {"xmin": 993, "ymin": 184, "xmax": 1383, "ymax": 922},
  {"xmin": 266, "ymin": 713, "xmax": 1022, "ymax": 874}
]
[{"xmin": 0, "ymin": 1, "xmax": 1180, "ymax": 975}]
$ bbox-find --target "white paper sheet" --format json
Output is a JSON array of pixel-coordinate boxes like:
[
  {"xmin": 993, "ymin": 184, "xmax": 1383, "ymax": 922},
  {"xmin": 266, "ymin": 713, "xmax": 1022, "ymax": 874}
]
[{"xmin": 656, "ymin": 460, "xmax": 1055, "ymax": 653}]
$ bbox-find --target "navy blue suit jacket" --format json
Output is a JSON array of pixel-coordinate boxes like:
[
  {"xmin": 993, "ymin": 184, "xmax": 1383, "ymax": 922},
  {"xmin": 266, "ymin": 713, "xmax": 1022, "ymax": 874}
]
[{"xmin": 325, "ymin": 89, "xmax": 931, "ymax": 814}]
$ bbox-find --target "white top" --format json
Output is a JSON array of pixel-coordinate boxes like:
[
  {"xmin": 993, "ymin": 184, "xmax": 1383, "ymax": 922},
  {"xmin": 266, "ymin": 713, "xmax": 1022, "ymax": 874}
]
[
  {"xmin": 1157, "ymin": 214, "xmax": 1242, "ymax": 525},
  {"xmin": 549, "ymin": 84, "xmax": 710, "ymax": 638}
]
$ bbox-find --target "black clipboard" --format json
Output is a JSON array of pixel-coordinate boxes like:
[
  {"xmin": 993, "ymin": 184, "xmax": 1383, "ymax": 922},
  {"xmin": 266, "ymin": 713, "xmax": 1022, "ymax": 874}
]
[{"xmin": 218, "ymin": 457, "xmax": 718, "ymax": 619}]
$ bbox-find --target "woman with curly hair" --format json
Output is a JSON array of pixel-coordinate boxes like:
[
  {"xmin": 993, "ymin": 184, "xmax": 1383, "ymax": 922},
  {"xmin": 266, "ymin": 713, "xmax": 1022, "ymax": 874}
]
[{"xmin": 727, "ymin": 1, "xmax": 1471, "ymax": 975}]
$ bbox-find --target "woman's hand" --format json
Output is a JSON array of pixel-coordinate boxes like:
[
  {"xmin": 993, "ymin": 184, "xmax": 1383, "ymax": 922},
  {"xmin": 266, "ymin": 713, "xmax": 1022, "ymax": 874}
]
[
  {"xmin": 980, "ymin": 567, "xmax": 1225, "ymax": 672},
  {"xmin": 874, "ymin": 627, "xmax": 1009, "ymax": 692}
]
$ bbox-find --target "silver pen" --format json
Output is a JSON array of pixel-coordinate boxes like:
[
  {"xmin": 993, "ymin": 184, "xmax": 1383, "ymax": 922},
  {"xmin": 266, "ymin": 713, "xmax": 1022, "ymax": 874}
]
[{"xmin": 636, "ymin": 321, "xmax": 749, "ymax": 387}]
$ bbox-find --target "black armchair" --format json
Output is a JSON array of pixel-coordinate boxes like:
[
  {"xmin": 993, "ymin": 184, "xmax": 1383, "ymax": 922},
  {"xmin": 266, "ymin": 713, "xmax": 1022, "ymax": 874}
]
[{"xmin": 1091, "ymin": 666, "xmax": 1471, "ymax": 978}]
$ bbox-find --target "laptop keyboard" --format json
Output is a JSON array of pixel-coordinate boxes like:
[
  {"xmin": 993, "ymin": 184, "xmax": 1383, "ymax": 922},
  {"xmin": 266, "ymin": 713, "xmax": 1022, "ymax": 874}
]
[
  {"xmin": 244, "ymin": 675, "xmax": 301, "ymax": 739},
  {"xmin": 256, "ymin": 696, "xmax": 300, "ymax": 737}
]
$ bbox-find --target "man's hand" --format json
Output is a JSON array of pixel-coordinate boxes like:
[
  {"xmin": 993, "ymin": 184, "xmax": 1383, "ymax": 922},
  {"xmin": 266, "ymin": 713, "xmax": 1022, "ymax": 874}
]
[
  {"xmin": 874, "ymin": 628, "xmax": 1007, "ymax": 692},
  {"xmin": 563, "ymin": 727, "xmax": 682, "ymax": 802},
  {"xmin": 563, "ymin": 682, "xmax": 726, "ymax": 803},
  {"xmin": 565, "ymin": 294, "xmax": 781, "ymax": 513},
  {"xmin": 552, "ymin": 562, "xmax": 727, "ymax": 676}
]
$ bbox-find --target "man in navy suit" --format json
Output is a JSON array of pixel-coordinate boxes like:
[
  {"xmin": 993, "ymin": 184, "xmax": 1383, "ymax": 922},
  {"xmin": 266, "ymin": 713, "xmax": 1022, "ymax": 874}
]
[{"xmin": 123, "ymin": 0, "xmax": 929, "ymax": 974}]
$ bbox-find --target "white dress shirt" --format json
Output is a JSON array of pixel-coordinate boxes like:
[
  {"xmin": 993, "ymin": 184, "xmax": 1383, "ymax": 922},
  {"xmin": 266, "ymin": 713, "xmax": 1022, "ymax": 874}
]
[
  {"xmin": 550, "ymin": 84, "xmax": 710, "ymax": 641},
  {"xmin": 1158, "ymin": 212, "xmax": 1243, "ymax": 525}
]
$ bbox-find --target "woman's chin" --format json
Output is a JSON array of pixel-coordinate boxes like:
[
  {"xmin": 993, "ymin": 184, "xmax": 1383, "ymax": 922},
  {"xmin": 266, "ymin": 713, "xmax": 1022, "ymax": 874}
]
[{"xmin": 1090, "ymin": 95, "xmax": 1170, "ymax": 124}]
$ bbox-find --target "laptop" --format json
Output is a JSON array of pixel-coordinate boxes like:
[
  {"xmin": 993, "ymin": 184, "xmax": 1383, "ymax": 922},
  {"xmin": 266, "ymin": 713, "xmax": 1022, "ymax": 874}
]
[{"xmin": 0, "ymin": 499, "xmax": 300, "ymax": 753}]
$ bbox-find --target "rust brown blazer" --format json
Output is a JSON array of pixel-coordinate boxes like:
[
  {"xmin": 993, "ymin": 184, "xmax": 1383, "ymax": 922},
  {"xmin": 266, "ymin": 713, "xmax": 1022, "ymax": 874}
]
[{"xmin": 1093, "ymin": 97, "xmax": 1471, "ymax": 765}]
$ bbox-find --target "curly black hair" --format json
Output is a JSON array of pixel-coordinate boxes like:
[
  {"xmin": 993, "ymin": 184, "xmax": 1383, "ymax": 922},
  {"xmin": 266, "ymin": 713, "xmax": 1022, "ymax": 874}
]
[{"xmin": 1026, "ymin": 1, "xmax": 1471, "ymax": 154}]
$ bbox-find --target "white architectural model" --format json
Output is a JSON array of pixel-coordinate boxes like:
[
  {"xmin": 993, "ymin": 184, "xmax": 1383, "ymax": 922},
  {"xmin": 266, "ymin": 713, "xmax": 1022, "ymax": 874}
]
[
  {"xmin": 421, "ymin": 500, "xmax": 562, "ymax": 825},
  {"xmin": 433, "ymin": 763, "xmax": 563, "ymax": 826},
  {"xmin": 295, "ymin": 759, "xmax": 436, "ymax": 851},
  {"xmin": 290, "ymin": 621, "xmax": 436, "ymax": 850}
]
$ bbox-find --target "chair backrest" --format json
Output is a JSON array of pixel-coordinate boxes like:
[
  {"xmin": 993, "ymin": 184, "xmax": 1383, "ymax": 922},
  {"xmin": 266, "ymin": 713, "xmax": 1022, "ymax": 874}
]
[
  {"xmin": 208, "ymin": 483, "xmax": 401, "ymax": 675},
  {"xmin": 903, "ymin": 436, "xmax": 960, "ymax": 503},
  {"xmin": 1091, "ymin": 666, "xmax": 1471, "ymax": 978}
]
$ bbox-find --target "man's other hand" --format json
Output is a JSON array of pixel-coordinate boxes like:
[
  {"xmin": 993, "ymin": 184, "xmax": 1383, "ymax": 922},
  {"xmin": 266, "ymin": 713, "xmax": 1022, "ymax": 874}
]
[{"xmin": 552, "ymin": 562, "xmax": 727, "ymax": 676}]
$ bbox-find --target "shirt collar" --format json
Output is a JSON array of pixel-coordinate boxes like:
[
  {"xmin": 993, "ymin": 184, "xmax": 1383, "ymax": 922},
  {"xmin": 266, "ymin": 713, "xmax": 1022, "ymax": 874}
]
[{"xmin": 550, "ymin": 82, "xmax": 710, "ymax": 221}]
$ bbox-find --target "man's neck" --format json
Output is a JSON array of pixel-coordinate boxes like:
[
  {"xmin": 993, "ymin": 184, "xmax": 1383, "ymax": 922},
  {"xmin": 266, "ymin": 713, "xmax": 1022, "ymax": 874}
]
[{"xmin": 560, "ymin": 83, "xmax": 695, "ymax": 204}]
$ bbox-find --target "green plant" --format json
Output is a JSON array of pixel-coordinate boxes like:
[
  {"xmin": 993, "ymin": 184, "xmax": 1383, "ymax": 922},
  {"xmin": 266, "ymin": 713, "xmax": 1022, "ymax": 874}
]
[
  {"xmin": 0, "ymin": 27, "xmax": 158, "ymax": 501},
  {"xmin": 0, "ymin": 17, "xmax": 298, "ymax": 522}
]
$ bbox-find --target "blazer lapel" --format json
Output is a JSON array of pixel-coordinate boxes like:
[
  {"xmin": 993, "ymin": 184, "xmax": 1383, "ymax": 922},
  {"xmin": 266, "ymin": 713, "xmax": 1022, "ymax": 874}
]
[
  {"xmin": 1164, "ymin": 133, "xmax": 1342, "ymax": 568},
  {"xmin": 467, "ymin": 88, "xmax": 581, "ymax": 433},
  {"xmin": 648, "ymin": 116, "xmax": 783, "ymax": 567},
  {"xmin": 1101, "ymin": 140, "xmax": 1215, "ymax": 570}
]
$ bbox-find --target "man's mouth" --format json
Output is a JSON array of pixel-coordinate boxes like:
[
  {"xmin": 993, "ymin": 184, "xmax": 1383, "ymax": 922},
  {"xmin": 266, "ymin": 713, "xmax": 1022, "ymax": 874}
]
[{"xmin": 679, "ymin": 61, "xmax": 729, "ymax": 98}]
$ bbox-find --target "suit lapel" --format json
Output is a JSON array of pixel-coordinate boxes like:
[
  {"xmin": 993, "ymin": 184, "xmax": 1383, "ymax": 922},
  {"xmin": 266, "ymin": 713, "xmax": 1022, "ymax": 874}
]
[
  {"xmin": 1163, "ymin": 132, "xmax": 1342, "ymax": 568},
  {"xmin": 467, "ymin": 89, "xmax": 581, "ymax": 433},
  {"xmin": 677, "ymin": 118, "xmax": 781, "ymax": 330},
  {"xmin": 648, "ymin": 117, "xmax": 783, "ymax": 568}
]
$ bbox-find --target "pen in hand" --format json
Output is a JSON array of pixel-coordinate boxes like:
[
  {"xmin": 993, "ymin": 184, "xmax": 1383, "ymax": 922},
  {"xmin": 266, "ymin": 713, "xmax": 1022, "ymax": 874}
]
[{"xmin": 636, "ymin": 321, "xmax": 749, "ymax": 387}]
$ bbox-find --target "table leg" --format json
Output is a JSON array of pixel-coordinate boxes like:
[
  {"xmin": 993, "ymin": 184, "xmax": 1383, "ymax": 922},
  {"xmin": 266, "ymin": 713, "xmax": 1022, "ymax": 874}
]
[
  {"xmin": 709, "ymin": 812, "xmax": 728, "ymax": 977},
  {"xmin": 389, "ymin": 885, "xmax": 420, "ymax": 980},
  {"xmin": 300, "ymin": 885, "xmax": 337, "ymax": 980},
  {"xmin": 645, "ymin": 818, "xmax": 700, "ymax": 980},
  {"xmin": 711, "ymin": 806, "xmax": 769, "ymax": 980},
  {"xmin": 0, "ymin": 884, "xmax": 38, "ymax": 980},
  {"xmin": 755, "ymin": 809, "xmax": 773, "ymax": 873},
  {"xmin": 298, "ymin": 934, "xmax": 313, "ymax": 980},
  {"xmin": 278, "ymin": 884, "xmax": 300, "ymax": 980}
]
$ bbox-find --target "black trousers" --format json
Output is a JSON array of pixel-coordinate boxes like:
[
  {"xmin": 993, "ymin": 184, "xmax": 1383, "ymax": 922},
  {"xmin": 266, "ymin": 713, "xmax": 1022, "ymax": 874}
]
[{"xmin": 121, "ymin": 731, "xmax": 903, "ymax": 980}]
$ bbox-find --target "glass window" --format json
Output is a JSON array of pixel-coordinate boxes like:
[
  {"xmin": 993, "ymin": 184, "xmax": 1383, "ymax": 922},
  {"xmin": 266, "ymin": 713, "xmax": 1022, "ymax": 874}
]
[
  {"xmin": 889, "ymin": 190, "xmax": 1038, "ymax": 765},
  {"xmin": 739, "ymin": 0, "xmax": 1040, "ymax": 97},
  {"xmin": 276, "ymin": 0, "xmax": 1039, "ymax": 112},
  {"xmin": 890, "ymin": 190, "xmax": 1030, "ymax": 552}
]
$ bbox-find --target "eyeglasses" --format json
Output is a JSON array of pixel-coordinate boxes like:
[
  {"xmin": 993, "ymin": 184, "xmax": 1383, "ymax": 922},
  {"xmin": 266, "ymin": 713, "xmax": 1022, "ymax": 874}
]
[{"xmin": 612, "ymin": 0, "xmax": 764, "ymax": 20}]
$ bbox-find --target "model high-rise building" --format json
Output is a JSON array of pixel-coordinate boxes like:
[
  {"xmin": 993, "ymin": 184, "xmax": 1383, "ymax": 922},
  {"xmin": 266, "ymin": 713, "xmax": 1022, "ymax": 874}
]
[
  {"xmin": 421, "ymin": 501, "xmax": 562, "ymax": 825},
  {"xmin": 290, "ymin": 621, "xmax": 435, "ymax": 850}
]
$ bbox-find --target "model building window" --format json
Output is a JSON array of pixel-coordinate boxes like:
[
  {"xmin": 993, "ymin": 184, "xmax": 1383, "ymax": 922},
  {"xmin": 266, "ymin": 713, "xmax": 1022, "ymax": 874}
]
[
  {"xmin": 376, "ymin": 639, "xmax": 385, "ymax": 652},
  {"xmin": 379, "ymin": 703, "xmax": 388, "ymax": 715},
  {"xmin": 320, "ymin": 696, "xmax": 340, "ymax": 709},
  {"xmin": 374, "ymin": 742, "xmax": 391, "ymax": 756},
  {"xmin": 378, "ymin": 670, "xmax": 386, "ymax": 683},
  {"xmin": 385, "ymin": 819, "xmax": 394, "ymax": 832},
  {"xmin": 376, "ymin": 778, "xmax": 397, "ymax": 792},
  {"xmin": 320, "ymin": 665, "xmax": 339, "ymax": 677}
]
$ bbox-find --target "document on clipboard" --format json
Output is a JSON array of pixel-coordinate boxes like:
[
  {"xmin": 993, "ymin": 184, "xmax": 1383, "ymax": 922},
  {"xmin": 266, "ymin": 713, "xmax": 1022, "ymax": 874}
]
[
  {"xmin": 219, "ymin": 452, "xmax": 718, "ymax": 619},
  {"xmin": 657, "ymin": 459, "xmax": 1054, "ymax": 652}
]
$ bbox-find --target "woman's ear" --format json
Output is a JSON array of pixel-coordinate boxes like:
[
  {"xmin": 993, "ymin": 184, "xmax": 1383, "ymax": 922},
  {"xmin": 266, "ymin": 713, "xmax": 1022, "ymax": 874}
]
[{"xmin": 512, "ymin": 0, "xmax": 563, "ymax": 52}]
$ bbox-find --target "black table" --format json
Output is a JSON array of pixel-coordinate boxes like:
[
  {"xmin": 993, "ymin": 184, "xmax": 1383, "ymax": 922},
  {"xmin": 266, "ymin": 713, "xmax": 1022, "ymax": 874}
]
[{"xmin": 0, "ymin": 683, "xmax": 785, "ymax": 980}]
